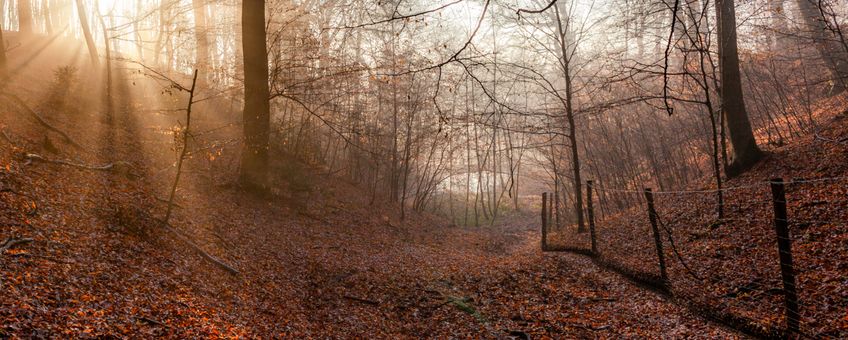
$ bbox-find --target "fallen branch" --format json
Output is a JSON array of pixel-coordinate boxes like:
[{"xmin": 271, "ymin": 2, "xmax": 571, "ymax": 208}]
[
  {"xmin": 0, "ymin": 92, "xmax": 83, "ymax": 149},
  {"xmin": 23, "ymin": 153, "xmax": 135, "ymax": 177},
  {"xmin": 0, "ymin": 237, "xmax": 34, "ymax": 254},
  {"xmin": 343, "ymin": 295, "xmax": 380, "ymax": 306},
  {"xmin": 162, "ymin": 223, "xmax": 239, "ymax": 276}
]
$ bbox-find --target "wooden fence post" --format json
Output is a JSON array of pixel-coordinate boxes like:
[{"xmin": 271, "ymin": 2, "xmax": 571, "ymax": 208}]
[
  {"xmin": 548, "ymin": 192, "xmax": 553, "ymax": 232},
  {"xmin": 770, "ymin": 178, "xmax": 800, "ymax": 334},
  {"xmin": 587, "ymin": 181, "xmax": 597, "ymax": 254},
  {"xmin": 541, "ymin": 192, "xmax": 548, "ymax": 251},
  {"xmin": 644, "ymin": 188, "xmax": 668, "ymax": 283}
]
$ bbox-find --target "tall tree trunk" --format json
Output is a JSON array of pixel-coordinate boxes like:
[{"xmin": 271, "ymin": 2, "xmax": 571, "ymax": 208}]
[
  {"xmin": 192, "ymin": 0, "xmax": 209, "ymax": 85},
  {"xmin": 95, "ymin": 1, "xmax": 112, "ymax": 117},
  {"xmin": 795, "ymin": 0, "xmax": 848, "ymax": 93},
  {"xmin": 554, "ymin": 4, "xmax": 585, "ymax": 232},
  {"xmin": 17, "ymin": 0, "xmax": 33, "ymax": 34},
  {"xmin": 240, "ymin": 0, "xmax": 270, "ymax": 191},
  {"xmin": 74, "ymin": 0, "xmax": 98, "ymax": 68},
  {"xmin": 716, "ymin": 0, "xmax": 762, "ymax": 177}
]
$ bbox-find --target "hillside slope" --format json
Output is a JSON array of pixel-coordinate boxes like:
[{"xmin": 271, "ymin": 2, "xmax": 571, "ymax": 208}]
[{"xmin": 551, "ymin": 94, "xmax": 848, "ymax": 337}]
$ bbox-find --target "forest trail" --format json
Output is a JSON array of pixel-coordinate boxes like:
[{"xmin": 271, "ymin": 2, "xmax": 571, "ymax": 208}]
[{"xmin": 0, "ymin": 33, "xmax": 745, "ymax": 338}]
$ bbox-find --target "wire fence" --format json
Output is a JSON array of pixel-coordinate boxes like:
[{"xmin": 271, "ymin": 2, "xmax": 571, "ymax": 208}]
[{"xmin": 540, "ymin": 176, "xmax": 848, "ymax": 339}]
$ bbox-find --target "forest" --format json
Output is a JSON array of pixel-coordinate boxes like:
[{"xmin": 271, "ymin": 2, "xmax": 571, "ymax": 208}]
[{"xmin": 0, "ymin": 0, "xmax": 847, "ymax": 338}]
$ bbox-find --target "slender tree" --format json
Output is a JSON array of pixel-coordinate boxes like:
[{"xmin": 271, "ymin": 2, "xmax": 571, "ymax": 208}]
[
  {"xmin": 553, "ymin": 3, "xmax": 585, "ymax": 232},
  {"xmin": 716, "ymin": 0, "xmax": 762, "ymax": 177},
  {"xmin": 75, "ymin": 0, "xmax": 99, "ymax": 68},
  {"xmin": 241, "ymin": 0, "xmax": 271, "ymax": 191}
]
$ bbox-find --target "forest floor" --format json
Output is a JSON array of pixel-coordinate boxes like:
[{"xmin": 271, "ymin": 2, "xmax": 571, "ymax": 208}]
[{"xmin": 0, "ymin": 33, "xmax": 749, "ymax": 338}]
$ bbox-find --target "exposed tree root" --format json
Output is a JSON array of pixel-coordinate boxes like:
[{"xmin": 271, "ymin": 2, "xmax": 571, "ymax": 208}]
[{"xmin": 0, "ymin": 92, "xmax": 84, "ymax": 149}]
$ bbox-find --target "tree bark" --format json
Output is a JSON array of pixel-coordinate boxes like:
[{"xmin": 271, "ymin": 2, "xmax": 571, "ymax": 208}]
[
  {"xmin": 716, "ymin": 0, "xmax": 762, "ymax": 177},
  {"xmin": 795, "ymin": 0, "xmax": 848, "ymax": 93},
  {"xmin": 240, "ymin": 0, "xmax": 270, "ymax": 191},
  {"xmin": 74, "ymin": 0, "xmax": 99, "ymax": 68}
]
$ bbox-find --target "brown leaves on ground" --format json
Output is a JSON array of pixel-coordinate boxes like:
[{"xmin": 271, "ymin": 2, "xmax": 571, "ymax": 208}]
[
  {"xmin": 0, "ymin": 93, "xmax": 740, "ymax": 338},
  {"xmin": 551, "ymin": 95, "xmax": 848, "ymax": 338}
]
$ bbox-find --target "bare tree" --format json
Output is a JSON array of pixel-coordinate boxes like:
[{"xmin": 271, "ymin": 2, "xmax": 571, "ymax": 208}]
[{"xmin": 552, "ymin": 2, "xmax": 585, "ymax": 232}]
